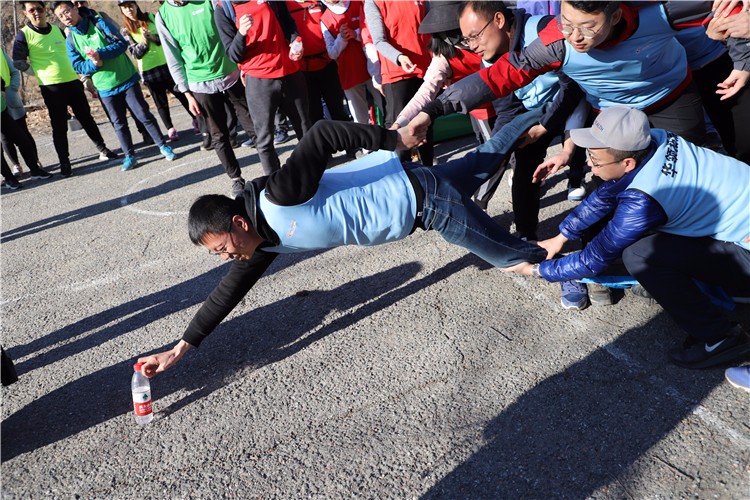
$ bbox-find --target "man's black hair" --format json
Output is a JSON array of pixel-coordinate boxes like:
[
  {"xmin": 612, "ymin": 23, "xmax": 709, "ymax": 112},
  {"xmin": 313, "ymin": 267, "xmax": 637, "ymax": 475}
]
[
  {"xmin": 188, "ymin": 195, "xmax": 247, "ymax": 246},
  {"xmin": 459, "ymin": 1, "xmax": 510, "ymax": 23},
  {"xmin": 609, "ymin": 147, "xmax": 651, "ymax": 164},
  {"xmin": 51, "ymin": 1, "xmax": 75, "ymax": 10},
  {"xmin": 20, "ymin": 1, "xmax": 45, "ymax": 9},
  {"xmin": 565, "ymin": 1, "xmax": 620, "ymax": 16}
]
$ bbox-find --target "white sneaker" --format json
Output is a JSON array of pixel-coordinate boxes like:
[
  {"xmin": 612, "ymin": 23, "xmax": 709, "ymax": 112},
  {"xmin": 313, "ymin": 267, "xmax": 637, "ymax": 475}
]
[
  {"xmin": 568, "ymin": 186, "xmax": 586, "ymax": 201},
  {"xmin": 725, "ymin": 366, "xmax": 750, "ymax": 392}
]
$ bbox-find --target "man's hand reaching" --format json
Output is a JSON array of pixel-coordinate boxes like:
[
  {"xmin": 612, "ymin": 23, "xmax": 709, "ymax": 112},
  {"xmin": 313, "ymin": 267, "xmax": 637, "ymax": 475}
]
[{"xmin": 137, "ymin": 340, "xmax": 192, "ymax": 378}]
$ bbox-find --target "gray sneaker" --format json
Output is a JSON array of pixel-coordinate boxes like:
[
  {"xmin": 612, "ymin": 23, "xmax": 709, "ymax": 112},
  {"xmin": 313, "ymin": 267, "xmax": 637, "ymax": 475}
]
[
  {"xmin": 588, "ymin": 283, "xmax": 613, "ymax": 306},
  {"xmin": 630, "ymin": 284, "xmax": 656, "ymax": 306}
]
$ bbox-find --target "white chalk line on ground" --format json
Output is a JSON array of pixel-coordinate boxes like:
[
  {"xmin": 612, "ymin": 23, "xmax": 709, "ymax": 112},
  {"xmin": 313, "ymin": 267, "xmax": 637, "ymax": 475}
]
[
  {"xmin": 119, "ymin": 156, "xmax": 206, "ymax": 216},
  {"xmin": 0, "ymin": 259, "xmax": 164, "ymax": 306},
  {"xmin": 585, "ymin": 329, "xmax": 750, "ymax": 450}
]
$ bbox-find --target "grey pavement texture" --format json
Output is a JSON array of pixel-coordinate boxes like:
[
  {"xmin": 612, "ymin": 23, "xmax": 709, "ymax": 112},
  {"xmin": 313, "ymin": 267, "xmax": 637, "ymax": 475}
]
[{"xmin": 2, "ymin": 107, "xmax": 749, "ymax": 498}]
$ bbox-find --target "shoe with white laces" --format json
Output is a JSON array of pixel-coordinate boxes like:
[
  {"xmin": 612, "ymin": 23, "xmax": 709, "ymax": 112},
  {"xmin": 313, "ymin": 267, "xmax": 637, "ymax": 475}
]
[
  {"xmin": 560, "ymin": 280, "xmax": 589, "ymax": 310},
  {"xmin": 11, "ymin": 164, "xmax": 22, "ymax": 176},
  {"xmin": 725, "ymin": 366, "xmax": 750, "ymax": 392},
  {"xmin": 670, "ymin": 324, "xmax": 750, "ymax": 369},
  {"xmin": 567, "ymin": 185, "xmax": 586, "ymax": 201},
  {"xmin": 160, "ymin": 144, "xmax": 176, "ymax": 161}
]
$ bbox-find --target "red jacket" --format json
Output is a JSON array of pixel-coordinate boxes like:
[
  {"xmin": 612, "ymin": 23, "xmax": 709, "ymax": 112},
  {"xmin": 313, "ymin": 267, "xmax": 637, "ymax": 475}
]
[
  {"xmin": 233, "ymin": 1, "xmax": 299, "ymax": 78},
  {"xmin": 373, "ymin": 0, "xmax": 430, "ymax": 84},
  {"xmin": 320, "ymin": 0, "xmax": 369, "ymax": 89},
  {"xmin": 286, "ymin": 0, "xmax": 331, "ymax": 72}
]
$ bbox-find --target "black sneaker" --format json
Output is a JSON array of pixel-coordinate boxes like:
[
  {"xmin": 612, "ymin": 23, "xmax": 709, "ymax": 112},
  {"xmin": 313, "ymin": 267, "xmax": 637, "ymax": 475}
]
[
  {"xmin": 670, "ymin": 324, "xmax": 750, "ymax": 369},
  {"xmin": 5, "ymin": 177, "xmax": 22, "ymax": 190},
  {"xmin": 99, "ymin": 148, "xmax": 119, "ymax": 161},
  {"xmin": 60, "ymin": 162, "xmax": 72, "ymax": 178},
  {"xmin": 29, "ymin": 168, "xmax": 53, "ymax": 179},
  {"xmin": 230, "ymin": 178, "xmax": 245, "ymax": 199},
  {"xmin": 201, "ymin": 134, "xmax": 214, "ymax": 151}
]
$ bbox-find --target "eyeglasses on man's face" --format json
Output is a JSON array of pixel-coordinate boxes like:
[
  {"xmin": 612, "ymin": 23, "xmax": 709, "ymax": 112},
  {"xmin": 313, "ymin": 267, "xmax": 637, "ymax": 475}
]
[
  {"xmin": 460, "ymin": 18, "xmax": 494, "ymax": 45},
  {"xmin": 207, "ymin": 220, "xmax": 236, "ymax": 256},
  {"xmin": 586, "ymin": 149, "xmax": 622, "ymax": 169},
  {"xmin": 557, "ymin": 18, "xmax": 605, "ymax": 39}
]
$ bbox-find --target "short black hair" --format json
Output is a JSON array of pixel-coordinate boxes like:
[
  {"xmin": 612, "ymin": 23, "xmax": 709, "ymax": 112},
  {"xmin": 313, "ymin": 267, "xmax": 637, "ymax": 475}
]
[
  {"xmin": 608, "ymin": 147, "xmax": 651, "ymax": 163},
  {"xmin": 565, "ymin": 1, "xmax": 620, "ymax": 16},
  {"xmin": 188, "ymin": 194, "xmax": 246, "ymax": 246},
  {"xmin": 51, "ymin": 1, "xmax": 75, "ymax": 10},
  {"xmin": 21, "ymin": 1, "xmax": 45, "ymax": 9},
  {"xmin": 459, "ymin": 1, "xmax": 510, "ymax": 23}
]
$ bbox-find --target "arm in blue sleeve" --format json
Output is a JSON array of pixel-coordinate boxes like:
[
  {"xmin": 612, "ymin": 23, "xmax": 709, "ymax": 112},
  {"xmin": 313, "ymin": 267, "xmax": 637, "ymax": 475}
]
[
  {"xmin": 66, "ymin": 37, "xmax": 97, "ymax": 75},
  {"xmin": 540, "ymin": 190, "xmax": 668, "ymax": 281},
  {"xmin": 95, "ymin": 18, "xmax": 128, "ymax": 60}
]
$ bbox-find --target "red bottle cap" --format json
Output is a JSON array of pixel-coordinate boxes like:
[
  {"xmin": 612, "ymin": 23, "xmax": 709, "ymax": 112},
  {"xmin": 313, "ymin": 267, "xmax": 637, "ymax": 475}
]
[{"xmin": 134, "ymin": 362, "xmax": 143, "ymax": 372}]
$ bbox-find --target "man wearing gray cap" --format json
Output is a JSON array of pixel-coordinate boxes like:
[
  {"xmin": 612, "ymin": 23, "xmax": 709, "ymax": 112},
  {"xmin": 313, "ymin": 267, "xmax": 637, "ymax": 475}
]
[{"xmin": 503, "ymin": 106, "xmax": 750, "ymax": 369}]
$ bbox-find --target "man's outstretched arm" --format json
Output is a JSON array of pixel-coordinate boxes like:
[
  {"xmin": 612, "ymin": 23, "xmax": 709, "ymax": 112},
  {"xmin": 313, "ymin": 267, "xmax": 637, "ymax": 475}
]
[
  {"xmin": 138, "ymin": 251, "xmax": 278, "ymax": 377},
  {"xmin": 264, "ymin": 121, "xmax": 420, "ymax": 206}
]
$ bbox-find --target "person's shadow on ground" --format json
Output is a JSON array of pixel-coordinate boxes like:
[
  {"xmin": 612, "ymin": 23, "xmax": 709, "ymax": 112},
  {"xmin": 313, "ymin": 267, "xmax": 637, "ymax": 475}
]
[
  {"xmin": 1, "ymin": 253, "xmax": 491, "ymax": 461},
  {"xmin": 423, "ymin": 310, "xmax": 734, "ymax": 499}
]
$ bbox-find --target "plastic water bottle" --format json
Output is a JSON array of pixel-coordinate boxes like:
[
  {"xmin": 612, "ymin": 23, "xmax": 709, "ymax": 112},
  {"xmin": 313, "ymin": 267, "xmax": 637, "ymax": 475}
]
[
  {"xmin": 131, "ymin": 363, "xmax": 153, "ymax": 425},
  {"xmin": 290, "ymin": 36, "xmax": 303, "ymax": 58}
]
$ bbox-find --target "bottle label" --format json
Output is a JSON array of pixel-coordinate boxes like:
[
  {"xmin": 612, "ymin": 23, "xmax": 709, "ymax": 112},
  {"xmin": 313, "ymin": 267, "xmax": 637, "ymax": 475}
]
[{"xmin": 133, "ymin": 390, "xmax": 152, "ymax": 416}]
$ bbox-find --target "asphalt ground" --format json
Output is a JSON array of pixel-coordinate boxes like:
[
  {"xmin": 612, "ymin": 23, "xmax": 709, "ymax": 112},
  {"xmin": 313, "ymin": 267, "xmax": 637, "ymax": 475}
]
[{"xmin": 1, "ymin": 106, "xmax": 749, "ymax": 498}]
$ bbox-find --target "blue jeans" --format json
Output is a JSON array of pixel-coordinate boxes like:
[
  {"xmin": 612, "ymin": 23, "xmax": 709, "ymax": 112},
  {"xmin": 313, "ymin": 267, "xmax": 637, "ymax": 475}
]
[
  {"xmin": 410, "ymin": 110, "xmax": 548, "ymax": 268},
  {"xmin": 100, "ymin": 83, "xmax": 164, "ymax": 156}
]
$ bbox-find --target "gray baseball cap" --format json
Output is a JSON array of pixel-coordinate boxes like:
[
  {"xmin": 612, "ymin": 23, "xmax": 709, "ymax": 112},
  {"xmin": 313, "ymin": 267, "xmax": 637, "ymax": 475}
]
[{"xmin": 570, "ymin": 106, "xmax": 651, "ymax": 150}]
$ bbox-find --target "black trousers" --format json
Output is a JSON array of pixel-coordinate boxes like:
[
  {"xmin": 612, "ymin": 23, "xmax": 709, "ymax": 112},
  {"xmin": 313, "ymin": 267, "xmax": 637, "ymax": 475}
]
[
  {"xmin": 0, "ymin": 115, "xmax": 37, "ymax": 167},
  {"xmin": 304, "ymin": 61, "xmax": 350, "ymax": 124},
  {"xmin": 692, "ymin": 53, "xmax": 750, "ymax": 163},
  {"xmin": 145, "ymin": 76, "xmax": 193, "ymax": 131},
  {"xmin": 384, "ymin": 77, "xmax": 434, "ymax": 166},
  {"xmin": 623, "ymin": 233, "xmax": 750, "ymax": 342},
  {"xmin": 39, "ymin": 80, "xmax": 106, "ymax": 164},
  {"xmin": 1, "ymin": 110, "xmax": 39, "ymax": 171},
  {"xmin": 245, "ymin": 71, "xmax": 311, "ymax": 175},
  {"xmin": 193, "ymin": 78, "xmax": 256, "ymax": 180}
]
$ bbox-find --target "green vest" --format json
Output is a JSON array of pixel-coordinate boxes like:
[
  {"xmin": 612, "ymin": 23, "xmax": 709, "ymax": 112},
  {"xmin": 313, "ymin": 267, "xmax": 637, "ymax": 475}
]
[
  {"xmin": 21, "ymin": 25, "xmax": 78, "ymax": 85},
  {"xmin": 158, "ymin": 0, "xmax": 236, "ymax": 83},
  {"xmin": 0, "ymin": 53, "xmax": 10, "ymax": 112},
  {"xmin": 129, "ymin": 14, "xmax": 168, "ymax": 73},
  {"xmin": 69, "ymin": 18, "xmax": 137, "ymax": 92}
]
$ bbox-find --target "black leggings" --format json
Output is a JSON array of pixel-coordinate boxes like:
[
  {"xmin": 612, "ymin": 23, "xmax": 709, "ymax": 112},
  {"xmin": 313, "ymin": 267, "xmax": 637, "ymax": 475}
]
[{"xmin": 144, "ymin": 71, "xmax": 194, "ymax": 130}]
